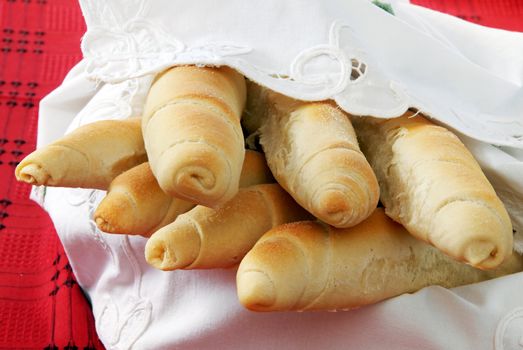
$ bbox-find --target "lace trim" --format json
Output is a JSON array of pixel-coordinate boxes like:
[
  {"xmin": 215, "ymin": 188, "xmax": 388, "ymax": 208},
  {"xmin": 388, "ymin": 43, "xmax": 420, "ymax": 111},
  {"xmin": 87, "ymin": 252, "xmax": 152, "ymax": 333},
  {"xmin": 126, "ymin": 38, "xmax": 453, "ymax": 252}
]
[
  {"xmin": 495, "ymin": 307, "xmax": 523, "ymax": 350},
  {"xmin": 81, "ymin": 11, "xmax": 369, "ymax": 100},
  {"xmin": 79, "ymin": 5, "xmax": 415, "ymax": 126},
  {"xmin": 450, "ymin": 109, "xmax": 523, "ymax": 148},
  {"xmin": 80, "ymin": 0, "xmax": 370, "ymax": 99},
  {"xmin": 78, "ymin": 0, "xmax": 523, "ymax": 149}
]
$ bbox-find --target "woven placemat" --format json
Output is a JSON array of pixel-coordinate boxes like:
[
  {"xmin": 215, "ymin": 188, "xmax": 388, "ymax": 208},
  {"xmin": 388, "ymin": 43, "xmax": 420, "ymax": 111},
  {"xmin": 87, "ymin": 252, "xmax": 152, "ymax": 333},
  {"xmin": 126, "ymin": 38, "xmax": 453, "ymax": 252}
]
[{"xmin": 0, "ymin": 0, "xmax": 104, "ymax": 348}]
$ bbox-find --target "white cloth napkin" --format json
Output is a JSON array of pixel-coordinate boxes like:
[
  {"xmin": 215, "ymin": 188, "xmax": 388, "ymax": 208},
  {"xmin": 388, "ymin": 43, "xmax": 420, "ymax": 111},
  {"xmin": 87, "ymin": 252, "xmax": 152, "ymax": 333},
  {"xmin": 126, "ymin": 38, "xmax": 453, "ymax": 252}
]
[
  {"xmin": 33, "ymin": 0, "xmax": 523, "ymax": 349},
  {"xmin": 78, "ymin": 0, "xmax": 523, "ymax": 148}
]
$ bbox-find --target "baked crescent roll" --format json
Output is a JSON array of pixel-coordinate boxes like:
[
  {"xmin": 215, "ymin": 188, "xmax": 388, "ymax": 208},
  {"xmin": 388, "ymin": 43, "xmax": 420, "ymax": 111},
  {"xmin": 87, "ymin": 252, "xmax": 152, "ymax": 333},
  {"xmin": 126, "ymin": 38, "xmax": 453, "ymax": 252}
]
[
  {"xmin": 351, "ymin": 113, "xmax": 513, "ymax": 269},
  {"xmin": 259, "ymin": 91, "xmax": 379, "ymax": 228},
  {"xmin": 145, "ymin": 183, "xmax": 311, "ymax": 270},
  {"xmin": 142, "ymin": 65, "xmax": 247, "ymax": 208},
  {"xmin": 237, "ymin": 208, "xmax": 523, "ymax": 312},
  {"xmin": 94, "ymin": 162, "xmax": 194, "ymax": 237},
  {"xmin": 94, "ymin": 150, "xmax": 274, "ymax": 236},
  {"xmin": 15, "ymin": 118, "xmax": 146, "ymax": 190}
]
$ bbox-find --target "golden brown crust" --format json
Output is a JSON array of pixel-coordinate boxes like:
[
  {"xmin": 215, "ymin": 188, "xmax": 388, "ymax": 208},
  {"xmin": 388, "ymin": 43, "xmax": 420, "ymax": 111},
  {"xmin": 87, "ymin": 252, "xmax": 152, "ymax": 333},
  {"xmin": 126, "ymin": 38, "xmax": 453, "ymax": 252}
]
[
  {"xmin": 94, "ymin": 162, "xmax": 194, "ymax": 236},
  {"xmin": 15, "ymin": 118, "xmax": 146, "ymax": 190},
  {"xmin": 95, "ymin": 150, "xmax": 274, "ymax": 236},
  {"xmin": 259, "ymin": 91, "xmax": 379, "ymax": 228},
  {"xmin": 142, "ymin": 65, "xmax": 247, "ymax": 208},
  {"xmin": 237, "ymin": 208, "xmax": 523, "ymax": 312},
  {"xmin": 144, "ymin": 183, "xmax": 312, "ymax": 270},
  {"xmin": 239, "ymin": 150, "xmax": 275, "ymax": 187},
  {"xmin": 351, "ymin": 113, "xmax": 513, "ymax": 269}
]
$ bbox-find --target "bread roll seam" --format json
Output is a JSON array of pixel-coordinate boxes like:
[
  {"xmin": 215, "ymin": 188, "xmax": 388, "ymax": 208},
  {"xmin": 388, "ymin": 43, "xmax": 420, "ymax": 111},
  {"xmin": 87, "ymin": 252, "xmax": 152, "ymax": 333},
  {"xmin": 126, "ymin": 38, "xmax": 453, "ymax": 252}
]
[
  {"xmin": 239, "ymin": 268, "xmax": 276, "ymax": 309},
  {"xmin": 145, "ymin": 97, "xmax": 242, "ymax": 140},
  {"xmin": 182, "ymin": 215, "xmax": 204, "ymax": 269},
  {"xmin": 291, "ymin": 146, "xmax": 362, "ymax": 191},
  {"xmin": 263, "ymin": 235, "xmax": 311, "ymax": 310},
  {"xmin": 252, "ymin": 187, "xmax": 278, "ymax": 227},
  {"xmin": 301, "ymin": 222, "xmax": 332, "ymax": 311},
  {"xmin": 52, "ymin": 143, "xmax": 91, "ymax": 186},
  {"xmin": 433, "ymin": 197, "xmax": 508, "ymax": 243},
  {"xmin": 154, "ymin": 139, "xmax": 234, "ymax": 203}
]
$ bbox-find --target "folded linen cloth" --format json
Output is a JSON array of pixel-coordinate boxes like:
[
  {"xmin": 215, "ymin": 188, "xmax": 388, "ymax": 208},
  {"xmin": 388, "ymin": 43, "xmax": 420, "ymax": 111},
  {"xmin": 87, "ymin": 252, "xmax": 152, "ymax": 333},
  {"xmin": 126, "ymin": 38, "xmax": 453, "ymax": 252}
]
[{"xmin": 33, "ymin": 1, "xmax": 523, "ymax": 349}]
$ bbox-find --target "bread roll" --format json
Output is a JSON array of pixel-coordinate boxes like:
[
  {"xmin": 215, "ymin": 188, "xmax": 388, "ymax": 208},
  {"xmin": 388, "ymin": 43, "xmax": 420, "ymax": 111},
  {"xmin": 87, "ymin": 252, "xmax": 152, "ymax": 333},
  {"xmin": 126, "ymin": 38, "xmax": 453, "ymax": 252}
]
[
  {"xmin": 94, "ymin": 150, "xmax": 274, "ymax": 236},
  {"xmin": 15, "ymin": 118, "xmax": 146, "ymax": 190},
  {"xmin": 352, "ymin": 113, "xmax": 513, "ymax": 269},
  {"xmin": 142, "ymin": 65, "xmax": 246, "ymax": 208},
  {"xmin": 145, "ymin": 183, "xmax": 311, "ymax": 270},
  {"xmin": 238, "ymin": 150, "xmax": 275, "ymax": 188},
  {"xmin": 237, "ymin": 208, "xmax": 523, "ymax": 312},
  {"xmin": 242, "ymin": 80, "xmax": 270, "ymax": 138},
  {"xmin": 94, "ymin": 162, "xmax": 194, "ymax": 236},
  {"xmin": 259, "ymin": 91, "xmax": 379, "ymax": 228}
]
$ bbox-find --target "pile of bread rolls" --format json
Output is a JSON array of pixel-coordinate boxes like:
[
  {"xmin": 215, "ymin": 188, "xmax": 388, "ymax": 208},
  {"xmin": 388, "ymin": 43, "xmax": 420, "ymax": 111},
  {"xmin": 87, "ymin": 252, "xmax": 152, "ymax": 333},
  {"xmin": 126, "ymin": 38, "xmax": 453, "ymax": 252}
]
[{"xmin": 16, "ymin": 65, "xmax": 522, "ymax": 312}]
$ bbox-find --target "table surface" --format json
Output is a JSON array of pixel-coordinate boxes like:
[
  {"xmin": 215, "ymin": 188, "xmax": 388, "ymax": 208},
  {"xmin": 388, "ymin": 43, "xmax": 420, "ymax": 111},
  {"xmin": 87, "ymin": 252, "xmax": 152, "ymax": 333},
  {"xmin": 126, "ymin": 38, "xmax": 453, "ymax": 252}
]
[{"xmin": 0, "ymin": 0, "xmax": 521, "ymax": 348}]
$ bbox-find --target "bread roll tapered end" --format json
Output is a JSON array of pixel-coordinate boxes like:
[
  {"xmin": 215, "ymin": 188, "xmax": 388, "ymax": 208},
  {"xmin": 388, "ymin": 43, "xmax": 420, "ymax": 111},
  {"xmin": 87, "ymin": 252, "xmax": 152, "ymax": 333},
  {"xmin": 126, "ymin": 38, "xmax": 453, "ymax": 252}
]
[
  {"xmin": 94, "ymin": 190, "xmax": 137, "ymax": 234},
  {"xmin": 312, "ymin": 186, "xmax": 361, "ymax": 227},
  {"xmin": 464, "ymin": 241, "xmax": 497, "ymax": 267},
  {"xmin": 145, "ymin": 220, "xmax": 201, "ymax": 270},
  {"xmin": 237, "ymin": 222, "xmax": 313, "ymax": 312},
  {"xmin": 259, "ymin": 97, "xmax": 379, "ymax": 229},
  {"xmin": 145, "ymin": 239, "xmax": 178, "ymax": 270},
  {"xmin": 353, "ymin": 114, "xmax": 513, "ymax": 270},
  {"xmin": 429, "ymin": 199, "xmax": 512, "ymax": 269},
  {"xmin": 16, "ymin": 118, "xmax": 146, "ymax": 190},
  {"xmin": 300, "ymin": 148, "xmax": 380, "ymax": 228},
  {"xmin": 155, "ymin": 140, "xmax": 240, "ymax": 208},
  {"xmin": 15, "ymin": 145, "xmax": 89, "ymax": 187},
  {"xmin": 15, "ymin": 163, "xmax": 50, "ymax": 185},
  {"xmin": 237, "ymin": 270, "xmax": 276, "ymax": 310}
]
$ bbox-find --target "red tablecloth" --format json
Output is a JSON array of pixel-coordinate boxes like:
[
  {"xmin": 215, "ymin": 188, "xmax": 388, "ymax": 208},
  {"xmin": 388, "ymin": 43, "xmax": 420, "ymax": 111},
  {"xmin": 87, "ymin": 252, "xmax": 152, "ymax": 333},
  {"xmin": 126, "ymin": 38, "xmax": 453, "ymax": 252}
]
[
  {"xmin": 0, "ymin": 1, "xmax": 521, "ymax": 349},
  {"xmin": 0, "ymin": 0, "xmax": 103, "ymax": 348},
  {"xmin": 413, "ymin": 0, "xmax": 523, "ymax": 32}
]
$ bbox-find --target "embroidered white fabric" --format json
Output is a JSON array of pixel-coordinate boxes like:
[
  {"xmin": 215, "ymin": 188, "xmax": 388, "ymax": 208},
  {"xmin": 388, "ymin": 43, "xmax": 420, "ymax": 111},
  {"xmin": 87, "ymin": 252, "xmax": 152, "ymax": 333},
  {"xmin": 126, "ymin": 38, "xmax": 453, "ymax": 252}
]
[
  {"xmin": 78, "ymin": 0, "xmax": 523, "ymax": 148},
  {"xmin": 31, "ymin": 0, "xmax": 523, "ymax": 349}
]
